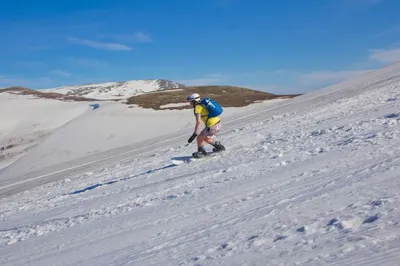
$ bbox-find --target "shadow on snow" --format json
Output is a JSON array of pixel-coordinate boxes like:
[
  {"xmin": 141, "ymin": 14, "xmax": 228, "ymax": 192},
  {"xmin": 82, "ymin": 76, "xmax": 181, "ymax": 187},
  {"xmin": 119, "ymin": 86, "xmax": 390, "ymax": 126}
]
[{"xmin": 69, "ymin": 162, "xmax": 179, "ymax": 195}]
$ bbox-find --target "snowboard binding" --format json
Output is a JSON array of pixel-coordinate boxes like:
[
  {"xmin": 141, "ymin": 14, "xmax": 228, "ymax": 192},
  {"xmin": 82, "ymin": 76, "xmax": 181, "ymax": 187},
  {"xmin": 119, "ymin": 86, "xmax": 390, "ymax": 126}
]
[{"xmin": 192, "ymin": 142, "xmax": 226, "ymax": 158}]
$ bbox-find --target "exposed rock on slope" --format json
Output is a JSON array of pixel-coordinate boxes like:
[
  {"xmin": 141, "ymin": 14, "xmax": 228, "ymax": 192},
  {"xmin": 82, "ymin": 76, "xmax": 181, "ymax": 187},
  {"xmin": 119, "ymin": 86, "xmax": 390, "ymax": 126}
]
[{"xmin": 38, "ymin": 79, "xmax": 185, "ymax": 100}]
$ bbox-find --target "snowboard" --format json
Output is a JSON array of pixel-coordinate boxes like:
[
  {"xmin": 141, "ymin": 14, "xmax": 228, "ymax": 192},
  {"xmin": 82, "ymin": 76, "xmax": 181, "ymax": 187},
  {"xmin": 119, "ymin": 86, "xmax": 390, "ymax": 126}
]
[{"xmin": 171, "ymin": 151, "xmax": 220, "ymax": 165}]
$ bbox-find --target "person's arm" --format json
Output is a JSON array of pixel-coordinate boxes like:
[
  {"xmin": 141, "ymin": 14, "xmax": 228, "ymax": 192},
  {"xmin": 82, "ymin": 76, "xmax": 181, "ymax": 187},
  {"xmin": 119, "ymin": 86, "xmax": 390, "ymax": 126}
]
[
  {"xmin": 193, "ymin": 113, "xmax": 202, "ymax": 135},
  {"xmin": 188, "ymin": 108, "xmax": 202, "ymax": 143}
]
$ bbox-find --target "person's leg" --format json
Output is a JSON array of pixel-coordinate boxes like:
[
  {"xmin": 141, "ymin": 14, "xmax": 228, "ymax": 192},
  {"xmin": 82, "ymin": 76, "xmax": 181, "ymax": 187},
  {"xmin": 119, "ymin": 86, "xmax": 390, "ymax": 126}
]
[
  {"xmin": 193, "ymin": 126, "xmax": 217, "ymax": 158},
  {"xmin": 208, "ymin": 122, "xmax": 225, "ymax": 151},
  {"xmin": 196, "ymin": 132, "xmax": 213, "ymax": 147},
  {"xmin": 193, "ymin": 128, "xmax": 209, "ymax": 157},
  {"xmin": 197, "ymin": 122, "xmax": 225, "ymax": 151}
]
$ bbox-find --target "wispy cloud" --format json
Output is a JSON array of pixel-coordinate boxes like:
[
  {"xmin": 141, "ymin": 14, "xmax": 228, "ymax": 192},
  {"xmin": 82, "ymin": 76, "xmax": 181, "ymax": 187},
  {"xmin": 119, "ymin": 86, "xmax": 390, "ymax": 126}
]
[
  {"xmin": 30, "ymin": 45, "xmax": 54, "ymax": 52},
  {"xmin": 131, "ymin": 32, "xmax": 152, "ymax": 42},
  {"xmin": 0, "ymin": 76, "xmax": 54, "ymax": 89},
  {"xmin": 344, "ymin": 0, "xmax": 385, "ymax": 6},
  {"xmin": 213, "ymin": 0, "xmax": 238, "ymax": 7},
  {"xmin": 241, "ymin": 68, "xmax": 372, "ymax": 86},
  {"xmin": 177, "ymin": 68, "xmax": 372, "ymax": 92},
  {"xmin": 370, "ymin": 25, "xmax": 400, "ymax": 39},
  {"xmin": 368, "ymin": 48, "xmax": 400, "ymax": 63},
  {"xmin": 177, "ymin": 78, "xmax": 223, "ymax": 86},
  {"xmin": 178, "ymin": 74, "xmax": 227, "ymax": 86},
  {"xmin": 14, "ymin": 61, "xmax": 45, "ymax": 67},
  {"xmin": 66, "ymin": 57, "xmax": 108, "ymax": 67},
  {"xmin": 366, "ymin": 0, "xmax": 385, "ymax": 5},
  {"xmin": 239, "ymin": 68, "xmax": 374, "ymax": 92},
  {"xmin": 247, "ymin": 43, "xmax": 400, "ymax": 89},
  {"xmin": 104, "ymin": 32, "xmax": 152, "ymax": 43},
  {"xmin": 0, "ymin": 76, "xmax": 16, "ymax": 88},
  {"xmin": 0, "ymin": 76, "xmax": 29, "ymax": 88},
  {"xmin": 332, "ymin": 0, "xmax": 386, "ymax": 11},
  {"xmin": 296, "ymin": 69, "xmax": 373, "ymax": 85},
  {"xmin": 207, "ymin": 73, "xmax": 226, "ymax": 79},
  {"xmin": 67, "ymin": 37, "xmax": 132, "ymax": 51},
  {"xmin": 380, "ymin": 25, "xmax": 400, "ymax": 36},
  {"xmin": 237, "ymin": 84, "xmax": 295, "ymax": 94},
  {"xmin": 49, "ymin": 70, "xmax": 72, "ymax": 77}
]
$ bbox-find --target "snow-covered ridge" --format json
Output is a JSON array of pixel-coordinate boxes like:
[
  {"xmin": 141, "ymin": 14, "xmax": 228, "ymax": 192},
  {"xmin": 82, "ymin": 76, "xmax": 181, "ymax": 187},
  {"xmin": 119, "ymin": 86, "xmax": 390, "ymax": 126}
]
[
  {"xmin": 0, "ymin": 63, "xmax": 399, "ymax": 265},
  {"xmin": 39, "ymin": 79, "xmax": 185, "ymax": 100}
]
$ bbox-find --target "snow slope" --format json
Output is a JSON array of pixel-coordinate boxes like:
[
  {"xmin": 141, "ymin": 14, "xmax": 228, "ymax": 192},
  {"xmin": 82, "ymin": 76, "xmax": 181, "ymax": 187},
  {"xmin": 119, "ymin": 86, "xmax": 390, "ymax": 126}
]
[
  {"xmin": 0, "ymin": 93, "xmax": 90, "ymax": 169},
  {"xmin": 39, "ymin": 79, "xmax": 185, "ymax": 100},
  {"xmin": 0, "ymin": 96, "xmax": 286, "ymax": 180},
  {"xmin": 0, "ymin": 63, "xmax": 399, "ymax": 265}
]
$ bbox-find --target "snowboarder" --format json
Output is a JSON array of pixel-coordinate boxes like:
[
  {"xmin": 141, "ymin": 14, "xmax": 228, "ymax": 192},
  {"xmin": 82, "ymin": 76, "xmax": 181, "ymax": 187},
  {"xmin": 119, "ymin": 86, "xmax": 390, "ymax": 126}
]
[{"xmin": 186, "ymin": 93, "xmax": 225, "ymax": 158}]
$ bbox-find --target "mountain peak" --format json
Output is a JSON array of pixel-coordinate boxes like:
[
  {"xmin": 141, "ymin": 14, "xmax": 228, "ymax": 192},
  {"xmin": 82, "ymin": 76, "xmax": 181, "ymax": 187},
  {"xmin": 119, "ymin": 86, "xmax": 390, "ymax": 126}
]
[{"xmin": 39, "ymin": 79, "xmax": 185, "ymax": 100}]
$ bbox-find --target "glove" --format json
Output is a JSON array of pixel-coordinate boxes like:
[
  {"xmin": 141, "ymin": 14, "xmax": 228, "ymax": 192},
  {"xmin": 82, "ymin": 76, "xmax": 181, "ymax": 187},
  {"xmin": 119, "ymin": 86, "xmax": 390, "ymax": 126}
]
[{"xmin": 188, "ymin": 133, "xmax": 198, "ymax": 143}]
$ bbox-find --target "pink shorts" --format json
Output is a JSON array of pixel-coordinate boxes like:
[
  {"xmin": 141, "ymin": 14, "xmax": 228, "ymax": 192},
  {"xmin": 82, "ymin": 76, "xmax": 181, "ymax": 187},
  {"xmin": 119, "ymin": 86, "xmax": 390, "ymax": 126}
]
[{"xmin": 199, "ymin": 122, "xmax": 222, "ymax": 138}]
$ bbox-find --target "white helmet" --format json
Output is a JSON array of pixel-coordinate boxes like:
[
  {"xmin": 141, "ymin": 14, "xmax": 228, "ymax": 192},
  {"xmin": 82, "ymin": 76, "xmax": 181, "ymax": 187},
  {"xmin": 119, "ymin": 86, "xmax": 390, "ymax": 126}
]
[{"xmin": 187, "ymin": 93, "xmax": 200, "ymax": 102}]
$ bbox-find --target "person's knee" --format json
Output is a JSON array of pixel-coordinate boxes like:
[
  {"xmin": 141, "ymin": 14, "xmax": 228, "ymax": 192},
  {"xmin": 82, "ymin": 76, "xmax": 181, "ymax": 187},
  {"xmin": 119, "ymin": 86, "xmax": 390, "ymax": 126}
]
[
  {"xmin": 196, "ymin": 135, "xmax": 204, "ymax": 144},
  {"xmin": 205, "ymin": 136, "xmax": 215, "ymax": 143}
]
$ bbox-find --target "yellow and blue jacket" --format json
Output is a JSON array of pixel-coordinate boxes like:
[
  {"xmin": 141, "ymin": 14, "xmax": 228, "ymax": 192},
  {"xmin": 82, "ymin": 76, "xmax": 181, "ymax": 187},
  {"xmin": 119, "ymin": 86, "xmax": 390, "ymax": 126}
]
[{"xmin": 194, "ymin": 104, "xmax": 220, "ymax": 128}]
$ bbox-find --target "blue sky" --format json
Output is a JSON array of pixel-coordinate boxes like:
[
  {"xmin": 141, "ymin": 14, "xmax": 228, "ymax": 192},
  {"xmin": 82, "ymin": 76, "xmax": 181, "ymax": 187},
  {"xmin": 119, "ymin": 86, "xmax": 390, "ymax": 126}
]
[{"xmin": 1, "ymin": 0, "xmax": 400, "ymax": 94}]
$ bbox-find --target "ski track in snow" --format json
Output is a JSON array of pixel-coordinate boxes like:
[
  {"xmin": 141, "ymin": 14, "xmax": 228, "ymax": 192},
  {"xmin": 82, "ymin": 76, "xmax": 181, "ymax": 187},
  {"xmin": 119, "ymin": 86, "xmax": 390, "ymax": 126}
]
[{"xmin": 0, "ymin": 71, "xmax": 399, "ymax": 265}]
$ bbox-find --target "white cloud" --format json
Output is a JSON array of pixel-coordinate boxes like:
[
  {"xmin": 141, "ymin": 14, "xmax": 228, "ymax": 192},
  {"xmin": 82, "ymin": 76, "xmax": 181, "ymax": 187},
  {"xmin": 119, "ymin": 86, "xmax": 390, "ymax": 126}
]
[
  {"xmin": 178, "ymin": 78, "xmax": 223, "ymax": 86},
  {"xmin": 178, "ymin": 74, "xmax": 227, "ymax": 86},
  {"xmin": 237, "ymin": 84, "xmax": 296, "ymax": 94},
  {"xmin": 0, "ymin": 76, "xmax": 27, "ymax": 88},
  {"xmin": 176, "ymin": 69, "xmax": 372, "ymax": 91},
  {"xmin": 49, "ymin": 70, "xmax": 72, "ymax": 77},
  {"xmin": 207, "ymin": 73, "xmax": 226, "ymax": 79},
  {"xmin": 131, "ymin": 32, "xmax": 152, "ymax": 42},
  {"xmin": 242, "ymin": 69, "xmax": 372, "ymax": 87},
  {"xmin": 297, "ymin": 69, "xmax": 373, "ymax": 85},
  {"xmin": 344, "ymin": 0, "xmax": 385, "ymax": 6},
  {"xmin": 367, "ymin": 0, "xmax": 385, "ymax": 5},
  {"xmin": 213, "ymin": 0, "xmax": 238, "ymax": 7},
  {"xmin": 14, "ymin": 61, "xmax": 45, "ymax": 67},
  {"xmin": 370, "ymin": 25, "xmax": 400, "ymax": 39},
  {"xmin": 0, "ymin": 76, "xmax": 54, "ymax": 89},
  {"xmin": 238, "ymin": 69, "xmax": 373, "ymax": 92},
  {"xmin": 67, "ymin": 37, "xmax": 132, "ymax": 51},
  {"xmin": 368, "ymin": 48, "xmax": 400, "ymax": 63},
  {"xmin": 66, "ymin": 57, "xmax": 108, "ymax": 67},
  {"xmin": 101, "ymin": 32, "xmax": 152, "ymax": 43}
]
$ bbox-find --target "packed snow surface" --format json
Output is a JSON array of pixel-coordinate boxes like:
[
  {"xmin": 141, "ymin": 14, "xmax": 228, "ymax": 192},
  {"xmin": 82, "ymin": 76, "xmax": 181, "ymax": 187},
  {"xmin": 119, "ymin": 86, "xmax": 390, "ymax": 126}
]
[
  {"xmin": 0, "ymin": 63, "xmax": 400, "ymax": 265},
  {"xmin": 0, "ymin": 95, "xmax": 283, "ymax": 178},
  {"xmin": 0, "ymin": 93, "xmax": 89, "ymax": 169},
  {"xmin": 39, "ymin": 79, "xmax": 184, "ymax": 99}
]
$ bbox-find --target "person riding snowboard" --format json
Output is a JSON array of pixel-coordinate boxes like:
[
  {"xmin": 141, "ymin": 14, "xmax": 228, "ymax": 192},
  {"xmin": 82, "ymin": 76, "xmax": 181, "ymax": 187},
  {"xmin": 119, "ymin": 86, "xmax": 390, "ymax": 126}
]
[{"xmin": 186, "ymin": 93, "xmax": 225, "ymax": 158}]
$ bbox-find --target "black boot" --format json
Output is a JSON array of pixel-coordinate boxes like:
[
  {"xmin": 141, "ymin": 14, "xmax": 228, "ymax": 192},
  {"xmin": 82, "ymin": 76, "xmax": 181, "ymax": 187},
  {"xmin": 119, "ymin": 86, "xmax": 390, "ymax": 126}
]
[
  {"xmin": 211, "ymin": 141, "xmax": 225, "ymax": 152},
  {"xmin": 192, "ymin": 147, "xmax": 207, "ymax": 158}
]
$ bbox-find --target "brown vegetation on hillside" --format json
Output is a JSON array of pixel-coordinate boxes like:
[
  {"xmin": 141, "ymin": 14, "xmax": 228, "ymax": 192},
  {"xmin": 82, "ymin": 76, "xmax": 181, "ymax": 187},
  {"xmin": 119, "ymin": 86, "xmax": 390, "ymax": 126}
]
[
  {"xmin": 0, "ymin": 86, "xmax": 101, "ymax": 102},
  {"xmin": 126, "ymin": 86, "xmax": 301, "ymax": 110},
  {"xmin": 1, "ymin": 85, "xmax": 302, "ymax": 109}
]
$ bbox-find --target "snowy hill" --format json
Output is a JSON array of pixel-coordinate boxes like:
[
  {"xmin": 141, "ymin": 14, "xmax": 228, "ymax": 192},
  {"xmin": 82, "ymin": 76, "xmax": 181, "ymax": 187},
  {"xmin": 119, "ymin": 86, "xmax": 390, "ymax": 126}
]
[
  {"xmin": 0, "ymin": 85, "xmax": 290, "ymax": 171},
  {"xmin": 0, "ymin": 63, "xmax": 399, "ymax": 265},
  {"xmin": 39, "ymin": 79, "xmax": 185, "ymax": 100}
]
